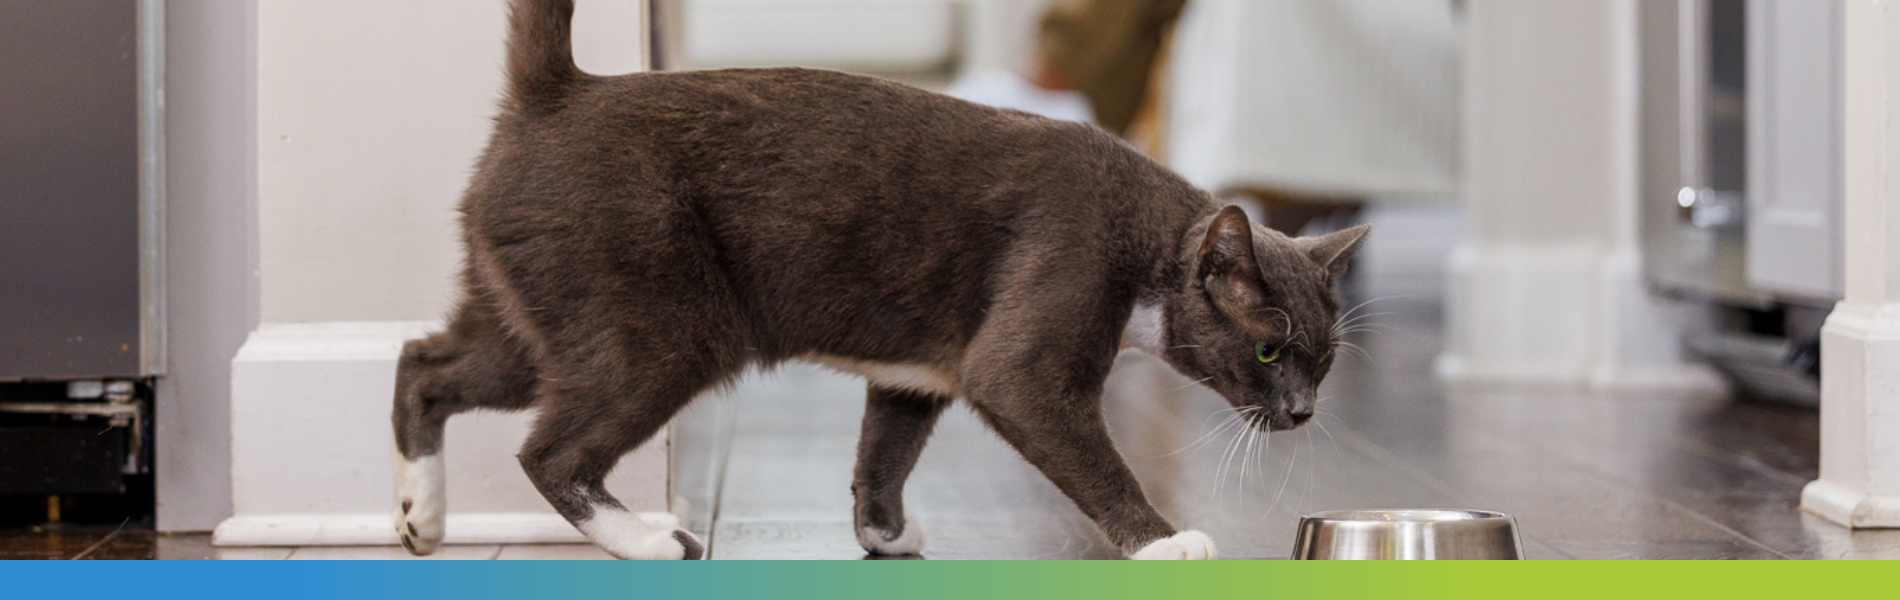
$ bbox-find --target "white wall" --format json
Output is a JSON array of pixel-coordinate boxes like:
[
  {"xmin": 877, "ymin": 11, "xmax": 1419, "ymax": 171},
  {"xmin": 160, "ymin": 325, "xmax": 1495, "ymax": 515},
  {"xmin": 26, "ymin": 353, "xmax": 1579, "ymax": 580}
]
[
  {"xmin": 255, "ymin": 0, "xmax": 645, "ymax": 324},
  {"xmin": 221, "ymin": 0, "xmax": 670, "ymax": 546},
  {"xmin": 158, "ymin": 0, "xmax": 258, "ymax": 532}
]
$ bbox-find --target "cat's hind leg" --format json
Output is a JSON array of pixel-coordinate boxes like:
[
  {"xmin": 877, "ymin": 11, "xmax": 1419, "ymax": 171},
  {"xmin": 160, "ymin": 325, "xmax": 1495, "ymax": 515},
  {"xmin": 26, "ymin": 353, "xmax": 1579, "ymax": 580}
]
[
  {"xmin": 516, "ymin": 333, "xmax": 729, "ymax": 560},
  {"xmin": 391, "ymin": 300, "xmax": 539, "ymax": 555},
  {"xmin": 852, "ymin": 386, "xmax": 951, "ymax": 556}
]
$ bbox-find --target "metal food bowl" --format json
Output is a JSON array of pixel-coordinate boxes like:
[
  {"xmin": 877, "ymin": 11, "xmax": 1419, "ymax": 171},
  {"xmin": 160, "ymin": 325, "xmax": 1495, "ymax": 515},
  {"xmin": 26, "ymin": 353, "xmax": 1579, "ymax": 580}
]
[{"xmin": 1291, "ymin": 509, "xmax": 1524, "ymax": 560}]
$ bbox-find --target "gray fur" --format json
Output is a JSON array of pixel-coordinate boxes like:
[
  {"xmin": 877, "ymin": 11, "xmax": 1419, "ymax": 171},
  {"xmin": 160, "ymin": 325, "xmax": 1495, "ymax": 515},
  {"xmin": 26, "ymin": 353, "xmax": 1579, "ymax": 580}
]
[{"xmin": 390, "ymin": 0, "xmax": 1366, "ymax": 559}]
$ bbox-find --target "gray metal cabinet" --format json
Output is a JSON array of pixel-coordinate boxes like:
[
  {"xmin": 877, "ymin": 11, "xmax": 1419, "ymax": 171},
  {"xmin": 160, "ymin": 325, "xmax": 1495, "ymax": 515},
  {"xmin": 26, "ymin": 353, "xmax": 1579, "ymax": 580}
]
[
  {"xmin": 1642, "ymin": 0, "xmax": 1845, "ymax": 307},
  {"xmin": 0, "ymin": 0, "xmax": 163, "ymax": 381}
]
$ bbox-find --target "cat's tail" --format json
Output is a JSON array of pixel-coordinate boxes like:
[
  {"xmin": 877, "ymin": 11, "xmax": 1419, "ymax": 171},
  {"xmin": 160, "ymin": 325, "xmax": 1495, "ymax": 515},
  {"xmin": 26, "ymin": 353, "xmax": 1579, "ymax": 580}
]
[{"xmin": 505, "ymin": 0, "xmax": 583, "ymax": 116}]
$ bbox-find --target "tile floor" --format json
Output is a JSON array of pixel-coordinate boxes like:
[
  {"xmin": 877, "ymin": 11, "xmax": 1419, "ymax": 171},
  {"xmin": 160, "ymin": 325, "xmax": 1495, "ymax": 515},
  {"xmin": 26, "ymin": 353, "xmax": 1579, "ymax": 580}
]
[
  {"xmin": 11, "ymin": 297, "xmax": 1900, "ymax": 559},
  {"xmin": 680, "ymin": 299, "xmax": 1900, "ymax": 559}
]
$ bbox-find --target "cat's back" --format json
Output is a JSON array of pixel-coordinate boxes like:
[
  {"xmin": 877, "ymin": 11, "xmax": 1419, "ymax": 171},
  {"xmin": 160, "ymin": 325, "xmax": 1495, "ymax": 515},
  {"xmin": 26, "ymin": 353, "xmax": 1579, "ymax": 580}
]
[
  {"xmin": 582, "ymin": 67, "xmax": 1041, "ymax": 140},
  {"xmin": 475, "ymin": 67, "xmax": 1088, "ymax": 216},
  {"xmin": 532, "ymin": 67, "xmax": 1096, "ymax": 182}
]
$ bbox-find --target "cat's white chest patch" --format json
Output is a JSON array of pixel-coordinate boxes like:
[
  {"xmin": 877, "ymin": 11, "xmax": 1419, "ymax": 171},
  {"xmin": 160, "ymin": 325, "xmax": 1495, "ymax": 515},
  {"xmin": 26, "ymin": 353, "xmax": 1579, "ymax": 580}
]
[
  {"xmin": 807, "ymin": 356, "xmax": 959, "ymax": 397},
  {"xmin": 1121, "ymin": 301, "xmax": 1166, "ymax": 355}
]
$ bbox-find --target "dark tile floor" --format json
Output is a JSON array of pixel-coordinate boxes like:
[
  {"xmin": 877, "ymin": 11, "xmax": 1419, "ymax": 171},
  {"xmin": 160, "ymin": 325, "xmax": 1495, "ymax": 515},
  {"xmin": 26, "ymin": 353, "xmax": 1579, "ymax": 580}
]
[
  {"xmin": 687, "ymin": 298, "xmax": 1900, "ymax": 559},
  {"xmin": 8, "ymin": 298, "xmax": 1899, "ymax": 559},
  {"xmin": 0, "ymin": 527, "xmax": 214, "ymax": 560}
]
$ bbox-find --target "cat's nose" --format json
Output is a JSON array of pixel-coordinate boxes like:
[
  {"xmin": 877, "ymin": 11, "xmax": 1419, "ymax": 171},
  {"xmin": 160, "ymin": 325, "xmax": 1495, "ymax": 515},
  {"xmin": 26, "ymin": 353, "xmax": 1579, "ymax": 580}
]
[{"xmin": 1288, "ymin": 397, "xmax": 1315, "ymax": 424}]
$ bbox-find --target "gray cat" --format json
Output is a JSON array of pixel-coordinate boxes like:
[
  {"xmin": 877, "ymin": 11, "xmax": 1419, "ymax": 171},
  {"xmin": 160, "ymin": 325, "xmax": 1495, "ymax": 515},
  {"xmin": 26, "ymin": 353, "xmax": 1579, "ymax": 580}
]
[{"xmin": 390, "ymin": 0, "xmax": 1367, "ymax": 560}]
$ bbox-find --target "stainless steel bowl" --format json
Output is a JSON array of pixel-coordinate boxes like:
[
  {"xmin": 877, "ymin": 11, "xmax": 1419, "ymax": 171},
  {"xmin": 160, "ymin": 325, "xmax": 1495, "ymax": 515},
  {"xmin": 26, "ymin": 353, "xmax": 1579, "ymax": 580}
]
[{"xmin": 1291, "ymin": 509, "xmax": 1523, "ymax": 560}]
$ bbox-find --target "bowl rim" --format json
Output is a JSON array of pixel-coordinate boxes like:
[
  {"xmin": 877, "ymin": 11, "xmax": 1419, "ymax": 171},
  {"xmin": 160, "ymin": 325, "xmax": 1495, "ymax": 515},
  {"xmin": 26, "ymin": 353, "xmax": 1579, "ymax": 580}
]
[{"xmin": 1298, "ymin": 509, "xmax": 1513, "ymax": 523}]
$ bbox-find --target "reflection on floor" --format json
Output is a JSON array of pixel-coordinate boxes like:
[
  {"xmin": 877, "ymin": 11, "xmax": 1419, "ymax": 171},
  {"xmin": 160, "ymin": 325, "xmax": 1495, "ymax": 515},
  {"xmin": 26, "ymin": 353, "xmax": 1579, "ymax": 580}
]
[{"xmin": 14, "ymin": 298, "xmax": 1900, "ymax": 559}]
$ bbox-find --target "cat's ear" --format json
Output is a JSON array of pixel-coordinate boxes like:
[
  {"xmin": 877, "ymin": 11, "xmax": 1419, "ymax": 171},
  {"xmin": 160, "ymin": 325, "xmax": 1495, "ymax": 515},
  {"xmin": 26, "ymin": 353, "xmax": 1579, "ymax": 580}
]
[
  {"xmin": 1197, "ymin": 206, "xmax": 1266, "ymax": 316},
  {"xmin": 1300, "ymin": 224, "xmax": 1371, "ymax": 284}
]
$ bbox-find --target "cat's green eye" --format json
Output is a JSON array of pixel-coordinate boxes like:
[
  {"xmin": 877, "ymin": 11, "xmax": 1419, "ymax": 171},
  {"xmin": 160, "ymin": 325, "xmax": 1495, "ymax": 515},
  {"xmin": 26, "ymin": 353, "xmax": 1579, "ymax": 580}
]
[{"xmin": 1255, "ymin": 342, "xmax": 1282, "ymax": 364}]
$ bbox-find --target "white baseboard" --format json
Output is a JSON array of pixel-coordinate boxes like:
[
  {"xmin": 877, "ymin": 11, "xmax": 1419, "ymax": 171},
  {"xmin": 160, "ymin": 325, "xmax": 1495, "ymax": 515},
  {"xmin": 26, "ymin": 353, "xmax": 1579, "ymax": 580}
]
[
  {"xmin": 213, "ymin": 512, "xmax": 680, "ymax": 547},
  {"xmin": 1437, "ymin": 242, "xmax": 1600, "ymax": 388},
  {"xmin": 1436, "ymin": 241, "xmax": 1718, "ymax": 392},
  {"xmin": 1431, "ymin": 354, "xmax": 1589, "ymax": 388},
  {"xmin": 1802, "ymin": 480, "xmax": 1900, "ymax": 529},
  {"xmin": 222, "ymin": 321, "xmax": 671, "ymax": 546}
]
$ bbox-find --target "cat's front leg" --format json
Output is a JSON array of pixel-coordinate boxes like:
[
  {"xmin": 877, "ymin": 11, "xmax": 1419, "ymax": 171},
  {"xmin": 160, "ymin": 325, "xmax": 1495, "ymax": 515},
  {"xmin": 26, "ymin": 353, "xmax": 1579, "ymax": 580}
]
[
  {"xmin": 959, "ymin": 261, "xmax": 1217, "ymax": 559},
  {"xmin": 1128, "ymin": 531, "xmax": 1219, "ymax": 560},
  {"xmin": 961, "ymin": 381, "xmax": 1217, "ymax": 560}
]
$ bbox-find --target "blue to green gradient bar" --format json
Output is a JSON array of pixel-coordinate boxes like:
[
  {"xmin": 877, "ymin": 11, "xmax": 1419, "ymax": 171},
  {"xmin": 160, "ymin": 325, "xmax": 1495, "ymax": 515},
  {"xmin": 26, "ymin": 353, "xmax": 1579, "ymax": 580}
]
[{"xmin": 10, "ymin": 560, "xmax": 1895, "ymax": 600}]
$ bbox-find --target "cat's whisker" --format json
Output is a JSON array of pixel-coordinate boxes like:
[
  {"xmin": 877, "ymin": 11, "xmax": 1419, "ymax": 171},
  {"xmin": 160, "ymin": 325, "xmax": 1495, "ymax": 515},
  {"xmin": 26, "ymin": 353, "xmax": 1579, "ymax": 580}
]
[
  {"xmin": 1331, "ymin": 317, "xmax": 1396, "ymax": 340},
  {"xmin": 1315, "ymin": 411, "xmax": 1357, "ymax": 439},
  {"xmin": 1334, "ymin": 322, "xmax": 1397, "ymax": 339},
  {"xmin": 1334, "ymin": 323, "xmax": 1397, "ymax": 338},
  {"xmin": 1267, "ymin": 426, "xmax": 1300, "ymax": 518},
  {"xmin": 1337, "ymin": 301, "xmax": 1398, "ymax": 330},
  {"xmin": 1334, "ymin": 309, "xmax": 1395, "ymax": 328},
  {"xmin": 1205, "ymin": 418, "xmax": 1251, "ymax": 474},
  {"xmin": 1245, "ymin": 419, "xmax": 1266, "ymax": 497},
  {"xmin": 1248, "ymin": 423, "xmax": 1269, "ymax": 499},
  {"xmin": 1312, "ymin": 410, "xmax": 1347, "ymax": 461},
  {"xmin": 1216, "ymin": 408, "xmax": 1265, "ymax": 502},
  {"xmin": 1334, "ymin": 294, "xmax": 1415, "ymax": 326},
  {"xmin": 1210, "ymin": 417, "xmax": 1240, "ymax": 501},
  {"xmin": 1154, "ymin": 408, "xmax": 1249, "ymax": 459},
  {"xmin": 1192, "ymin": 404, "xmax": 1237, "ymax": 429},
  {"xmin": 1165, "ymin": 344, "xmax": 1202, "ymax": 349},
  {"xmin": 1165, "ymin": 376, "xmax": 1214, "ymax": 393},
  {"xmin": 1235, "ymin": 424, "xmax": 1249, "ymax": 499},
  {"xmin": 1186, "ymin": 403, "xmax": 1245, "ymax": 433},
  {"xmin": 1336, "ymin": 315, "xmax": 1396, "ymax": 329},
  {"xmin": 1299, "ymin": 428, "xmax": 1316, "ymax": 514},
  {"xmin": 1213, "ymin": 418, "xmax": 1249, "ymax": 506},
  {"xmin": 1333, "ymin": 340, "xmax": 1373, "ymax": 364},
  {"xmin": 1335, "ymin": 346, "xmax": 1368, "ymax": 364}
]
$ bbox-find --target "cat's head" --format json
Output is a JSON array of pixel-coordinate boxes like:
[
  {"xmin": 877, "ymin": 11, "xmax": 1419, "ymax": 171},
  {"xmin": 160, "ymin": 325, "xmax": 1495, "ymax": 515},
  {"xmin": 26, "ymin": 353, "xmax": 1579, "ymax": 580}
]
[{"xmin": 1160, "ymin": 206, "xmax": 1368, "ymax": 432}]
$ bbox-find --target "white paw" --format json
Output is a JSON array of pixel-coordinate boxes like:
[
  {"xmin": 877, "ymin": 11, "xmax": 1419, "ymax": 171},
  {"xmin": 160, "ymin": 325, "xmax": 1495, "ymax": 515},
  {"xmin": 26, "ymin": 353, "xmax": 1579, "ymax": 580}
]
[
  {"xmin": 394, "ymin": 454, "xmax": 445, "ymax": 556},
  {"xmin": 578, "ymin": 506, "xmax": 705, "ymax": 560},
  {"xmin": 1129, "ymin": 530, "xmax": 1219, "ymax": 560},
  {"xmin": 857, "ymin": 516, "xmax": 926, "ymax": 556}
]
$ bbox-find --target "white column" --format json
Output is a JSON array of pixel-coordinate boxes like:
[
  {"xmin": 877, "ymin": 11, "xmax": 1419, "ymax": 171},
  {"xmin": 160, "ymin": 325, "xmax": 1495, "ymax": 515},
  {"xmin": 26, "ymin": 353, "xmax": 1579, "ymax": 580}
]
[
  {"xmin": 1802, "ymin": 0, "xmax": 1900, "ymax": 529},
  {"xmin": 218, "ymin": 0, "xmax": 668, "ymax": 547},
  {"xmin": 1438, "ymin": 0, "xmax": 1720, "ymax": 391}
]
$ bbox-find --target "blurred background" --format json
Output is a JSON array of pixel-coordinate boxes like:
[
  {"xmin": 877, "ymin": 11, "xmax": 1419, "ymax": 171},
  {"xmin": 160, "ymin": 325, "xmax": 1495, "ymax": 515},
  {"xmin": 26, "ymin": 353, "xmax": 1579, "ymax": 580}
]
[{"xmin": 2, "ymin": 0, "xmax": 1895, "ymax": 559}]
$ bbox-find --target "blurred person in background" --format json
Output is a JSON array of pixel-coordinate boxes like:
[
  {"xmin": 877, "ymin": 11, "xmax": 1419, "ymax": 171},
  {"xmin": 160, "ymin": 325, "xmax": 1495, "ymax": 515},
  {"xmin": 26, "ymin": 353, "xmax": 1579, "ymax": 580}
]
[{"xmin": 967, "ymin": 0, "xmax": 1462, "ymax": 238}]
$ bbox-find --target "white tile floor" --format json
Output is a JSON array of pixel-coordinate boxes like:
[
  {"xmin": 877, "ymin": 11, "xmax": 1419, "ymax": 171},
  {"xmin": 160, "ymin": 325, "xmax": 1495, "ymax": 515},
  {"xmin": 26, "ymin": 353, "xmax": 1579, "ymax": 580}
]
[{"xmin": 213, "ymin": 544, "xmax": 615, "ymax": 560}]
